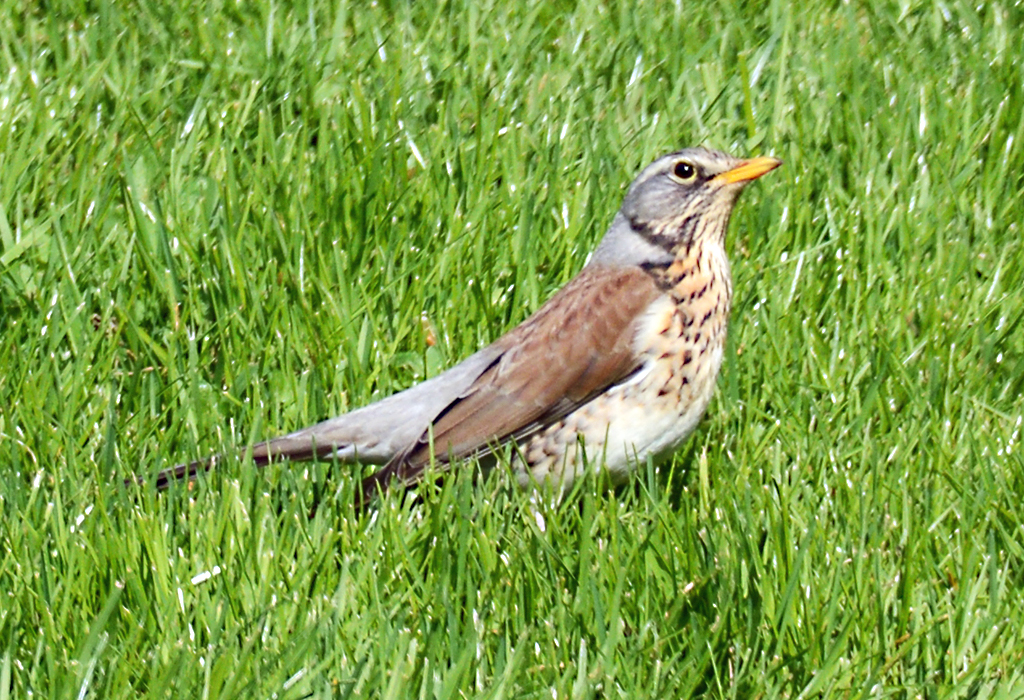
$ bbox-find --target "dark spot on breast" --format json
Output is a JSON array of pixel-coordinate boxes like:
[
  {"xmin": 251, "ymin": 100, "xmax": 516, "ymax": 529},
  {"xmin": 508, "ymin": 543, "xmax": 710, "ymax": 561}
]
[{"xmin": 689, "ymin": 283, "xmax": 709, "ymax": 302}]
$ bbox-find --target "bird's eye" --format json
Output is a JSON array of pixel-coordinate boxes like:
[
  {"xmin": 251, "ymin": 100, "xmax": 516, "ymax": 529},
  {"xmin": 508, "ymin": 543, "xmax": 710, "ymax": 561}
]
[{"xmin": 672, "ymin": 160, "xmax": 696, "ymax": 182}]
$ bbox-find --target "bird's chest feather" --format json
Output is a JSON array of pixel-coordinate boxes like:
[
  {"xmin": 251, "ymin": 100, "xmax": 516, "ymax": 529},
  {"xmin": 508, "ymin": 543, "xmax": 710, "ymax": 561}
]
[
  {"xmin": 611, "ymin": 247, "xmax": 733, "ymax": 449},
  {"xmin": 517, "ymin": 253, "xmax": 734, "ymax": 482},
  {"xmin": 637, "ymin": 243, "xmax": 732, "ymax": 374}
]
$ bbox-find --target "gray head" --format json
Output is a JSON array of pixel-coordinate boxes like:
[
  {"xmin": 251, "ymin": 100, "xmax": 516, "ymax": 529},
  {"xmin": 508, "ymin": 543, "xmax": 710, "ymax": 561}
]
[{"xmin": 589, "ymin": 147, "xmax": 781, "ymax": 268}]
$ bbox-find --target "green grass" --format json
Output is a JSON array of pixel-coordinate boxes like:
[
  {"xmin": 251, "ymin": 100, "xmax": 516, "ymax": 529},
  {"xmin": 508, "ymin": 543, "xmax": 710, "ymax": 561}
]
[{"xmin": 2, "ymin": 0, "xmax": 1024, "ymax": 696}]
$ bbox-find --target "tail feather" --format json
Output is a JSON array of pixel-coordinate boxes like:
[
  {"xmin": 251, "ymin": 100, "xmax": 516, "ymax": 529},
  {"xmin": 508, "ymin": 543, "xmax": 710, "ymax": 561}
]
[{"xmin": 128, "ymin": 344, "xmax": 506, "ymax": 494}]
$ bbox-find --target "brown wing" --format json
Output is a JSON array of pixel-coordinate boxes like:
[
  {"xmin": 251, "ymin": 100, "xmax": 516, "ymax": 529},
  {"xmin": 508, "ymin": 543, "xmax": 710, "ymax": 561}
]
[{"xmin": 380, "ymin": 264, "xmax": 662, "ymax": 485}]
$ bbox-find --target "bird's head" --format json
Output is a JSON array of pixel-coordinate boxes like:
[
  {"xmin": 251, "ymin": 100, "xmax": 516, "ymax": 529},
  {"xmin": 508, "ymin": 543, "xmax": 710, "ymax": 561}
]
[{"xmin": 591, "ymin": 147, "xmax": 781, "ymax": 267}]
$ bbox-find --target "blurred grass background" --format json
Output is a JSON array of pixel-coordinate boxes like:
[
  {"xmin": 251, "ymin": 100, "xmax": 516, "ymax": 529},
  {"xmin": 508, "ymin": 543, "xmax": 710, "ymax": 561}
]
[{"xmin": 2, "ymin": 0, "xmax": 1024, "ymax": 697}]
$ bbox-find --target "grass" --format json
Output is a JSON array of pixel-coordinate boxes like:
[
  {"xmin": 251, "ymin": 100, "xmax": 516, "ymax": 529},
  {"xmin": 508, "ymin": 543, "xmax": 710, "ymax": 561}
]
[{"xmin": 2, "ymin": 0, "xmax": 1024, "ymax": 697}]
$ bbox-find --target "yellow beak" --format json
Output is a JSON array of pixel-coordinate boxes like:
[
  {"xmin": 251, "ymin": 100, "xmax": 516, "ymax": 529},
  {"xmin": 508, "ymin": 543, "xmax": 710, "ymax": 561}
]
[{"xmin": 712, "ymin": 156, "xmax": 783, "ymax": 185}]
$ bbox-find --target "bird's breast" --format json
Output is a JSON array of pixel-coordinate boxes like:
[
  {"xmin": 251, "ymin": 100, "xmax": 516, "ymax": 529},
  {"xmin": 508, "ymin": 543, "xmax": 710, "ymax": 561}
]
[
  {"xmin": 515, "ymin": 246, "xmax": 735, "ymax": 489},
  {"xmin": 609, "ymin": 246, "xmax": 734, "ymax": 453}
]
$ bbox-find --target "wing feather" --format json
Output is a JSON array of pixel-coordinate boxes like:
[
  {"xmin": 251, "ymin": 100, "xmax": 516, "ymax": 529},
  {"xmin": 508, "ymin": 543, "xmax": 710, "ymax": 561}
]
[{"xmin": 388, "ymin": 264, "xmax": 662, "ymax": 481}]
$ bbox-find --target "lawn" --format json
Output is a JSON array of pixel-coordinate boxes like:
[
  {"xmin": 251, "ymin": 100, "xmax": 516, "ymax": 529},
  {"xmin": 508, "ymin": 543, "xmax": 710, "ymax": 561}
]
[{"xmin": 2, "ymin": 0, "xmax": 1024, "ymax": 697}]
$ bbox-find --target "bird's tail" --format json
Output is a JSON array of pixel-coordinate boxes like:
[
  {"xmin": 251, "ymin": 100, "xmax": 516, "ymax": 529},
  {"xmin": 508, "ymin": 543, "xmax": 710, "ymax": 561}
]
[{"xmin": 127, "ymin": 344, "xmax": 505, "ymax": 494}]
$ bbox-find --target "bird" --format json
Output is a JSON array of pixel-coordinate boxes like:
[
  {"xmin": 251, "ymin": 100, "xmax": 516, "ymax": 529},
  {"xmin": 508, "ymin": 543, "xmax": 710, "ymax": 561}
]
[{"xmin": 144, "ymin": 147, "xmax": 781, "ymax": 501}]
